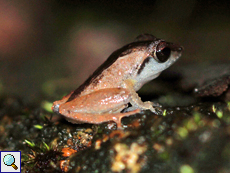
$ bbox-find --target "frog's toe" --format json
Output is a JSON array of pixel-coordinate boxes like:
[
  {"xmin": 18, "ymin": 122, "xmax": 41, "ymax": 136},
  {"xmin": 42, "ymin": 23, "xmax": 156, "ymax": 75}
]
[
  {"xmin": 152, "ymin": 102, "xmax": 162, "ymax": 107},
  {"xmin": 148, "ymin": 106, "xmax": 155, "ymax": 113}
]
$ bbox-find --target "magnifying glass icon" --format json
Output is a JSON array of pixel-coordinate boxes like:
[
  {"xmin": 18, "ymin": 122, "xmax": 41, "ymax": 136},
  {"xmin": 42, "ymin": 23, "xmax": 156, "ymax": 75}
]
[{"xmin": 3, "ymin": 154, "xmax": 18, "ymax": 170}]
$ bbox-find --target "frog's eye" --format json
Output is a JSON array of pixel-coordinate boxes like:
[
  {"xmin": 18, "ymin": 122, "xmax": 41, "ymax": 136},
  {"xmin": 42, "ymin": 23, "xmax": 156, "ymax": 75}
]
[{"xmin": 155, "ymin": 42, "xmax": 171, "ymax": 63}]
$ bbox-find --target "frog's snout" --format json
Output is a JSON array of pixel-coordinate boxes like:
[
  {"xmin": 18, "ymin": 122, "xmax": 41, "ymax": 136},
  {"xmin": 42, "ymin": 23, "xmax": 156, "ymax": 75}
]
[
  {"xmin": 168, "ymin": 42, "xmax": 183, "ymax": 53},
  {"xmin": 176, "ymin": 46, "xmax": 183, "ymax": 53}
]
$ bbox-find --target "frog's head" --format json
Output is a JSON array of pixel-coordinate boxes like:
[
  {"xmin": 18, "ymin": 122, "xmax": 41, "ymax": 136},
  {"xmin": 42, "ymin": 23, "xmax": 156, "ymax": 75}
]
[{"xmin": 132, "ymin": 34, "xmax": 183, "ymax": 90}]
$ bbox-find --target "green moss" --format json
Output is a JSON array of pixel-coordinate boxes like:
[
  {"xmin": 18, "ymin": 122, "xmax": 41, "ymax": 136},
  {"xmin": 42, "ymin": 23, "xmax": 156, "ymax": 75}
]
[
  {"xmin": 180, "ymin": 164, "xmax": 194, "ymax": 173},
  {"xmin": 41, "ymin": 101, "xmax": 53, "ymax": 113},
  {"xmin": 216, "ymin": 110, "xmax": 223, "ymax": 118},
  {"xmin": 177, "ymin": 127, "xmax": 188, "ymax": 139}
]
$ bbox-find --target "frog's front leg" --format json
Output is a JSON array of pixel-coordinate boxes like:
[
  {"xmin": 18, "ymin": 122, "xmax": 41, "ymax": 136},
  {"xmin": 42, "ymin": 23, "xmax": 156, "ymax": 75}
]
[
  {"xmin": 122, "ymin": 79, "xmax": 158, "ymax": 113},
  {"xmin": 58, "ymin": 88, "xmax": 140, "ymax": 128}
]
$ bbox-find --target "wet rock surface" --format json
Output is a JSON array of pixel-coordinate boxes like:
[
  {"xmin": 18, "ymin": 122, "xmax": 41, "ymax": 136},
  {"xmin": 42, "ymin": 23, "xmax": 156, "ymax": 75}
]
[{"xmin": 177, "ymin": 63, "xmax": 230, "ymax": 98}]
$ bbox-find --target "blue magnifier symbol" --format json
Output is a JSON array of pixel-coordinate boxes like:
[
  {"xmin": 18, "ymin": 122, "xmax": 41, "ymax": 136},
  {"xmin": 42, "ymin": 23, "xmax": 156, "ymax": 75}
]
[{"xmin": 3, "ymin": 154, "xmax": 18, "ymax": 170}]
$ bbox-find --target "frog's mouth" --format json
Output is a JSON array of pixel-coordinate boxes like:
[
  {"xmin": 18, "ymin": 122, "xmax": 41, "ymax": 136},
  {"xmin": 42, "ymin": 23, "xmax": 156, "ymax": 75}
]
[{"xmin": 171, "ymin": 50, "xmax": 182, "ymax": 62}]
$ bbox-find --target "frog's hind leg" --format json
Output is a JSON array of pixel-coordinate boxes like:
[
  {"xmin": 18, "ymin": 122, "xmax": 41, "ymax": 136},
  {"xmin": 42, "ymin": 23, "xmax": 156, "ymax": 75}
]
[
  {"xmin": 64, "ymin": 109, "xmax": 140, "ymax": 129},
  {"xmin": 52, "ymin": 91, "xmax": 74, "ymax": 113}
]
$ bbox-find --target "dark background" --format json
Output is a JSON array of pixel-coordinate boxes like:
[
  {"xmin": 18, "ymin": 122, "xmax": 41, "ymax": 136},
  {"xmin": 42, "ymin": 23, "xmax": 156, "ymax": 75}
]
[{"xmin": 0, "ymin": 0, "xmax": 229, "ymax": 101}]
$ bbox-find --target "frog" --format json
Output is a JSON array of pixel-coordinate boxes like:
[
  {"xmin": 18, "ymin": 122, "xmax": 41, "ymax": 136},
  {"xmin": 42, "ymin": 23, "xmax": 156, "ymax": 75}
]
[{"xmin": 52, "ymin": 34, "xmax": 183, "ymax": 128}]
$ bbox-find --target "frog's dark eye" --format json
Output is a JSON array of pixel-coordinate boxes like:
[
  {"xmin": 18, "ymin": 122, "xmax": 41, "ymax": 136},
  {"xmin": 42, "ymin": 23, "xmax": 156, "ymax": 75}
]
[{"xmin": 155, "ymin": 43, "xmax": 171, "ymax": 63}]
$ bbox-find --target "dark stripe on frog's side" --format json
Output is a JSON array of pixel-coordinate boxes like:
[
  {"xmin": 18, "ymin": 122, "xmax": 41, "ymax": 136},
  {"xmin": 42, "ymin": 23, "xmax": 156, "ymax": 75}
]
[
  {"xmin": 66, "ymin": 40, "xmax": 159, "ymax": 102},
  {"xmin": 137, "ymin": 56, "xmax": 151, "ymax": 75}
]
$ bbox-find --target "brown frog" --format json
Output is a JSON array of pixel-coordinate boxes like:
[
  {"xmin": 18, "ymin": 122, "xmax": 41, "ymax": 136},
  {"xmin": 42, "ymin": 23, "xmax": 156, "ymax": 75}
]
[{"xmin": 52, "ymin": 34, "xmax": 183, "ymax": 128}]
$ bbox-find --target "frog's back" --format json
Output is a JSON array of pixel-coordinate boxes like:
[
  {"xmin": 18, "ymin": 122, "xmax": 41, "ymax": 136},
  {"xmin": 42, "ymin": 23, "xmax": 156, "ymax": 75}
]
[{"xmin": 66, "ymin": 38, "xmax": 155, "ymax": 102}]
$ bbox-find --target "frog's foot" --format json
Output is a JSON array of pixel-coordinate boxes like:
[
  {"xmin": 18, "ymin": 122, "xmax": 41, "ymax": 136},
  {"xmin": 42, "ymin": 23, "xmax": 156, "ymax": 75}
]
[
  {"xmin": 141, "ymin": 101, "xmax": 165, "ymax": 115},
  {"xmin": 141, "ymin": 101, "xmax": 156, "ymax": 112},
  {"xmin": 152, "ymin": 102, "xmax": 162, "ymax": 107},
  {"xmin": 112, "ymin": 109, "xmax": 140, "ymax": 128},
  {"xmin": 130, "ymin": 100, "xmax": 157, "ymax": 113}
]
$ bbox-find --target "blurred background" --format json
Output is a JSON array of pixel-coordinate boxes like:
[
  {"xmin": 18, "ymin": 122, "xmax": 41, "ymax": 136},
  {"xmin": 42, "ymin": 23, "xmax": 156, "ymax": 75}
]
[{"xmin": 0, "ymin": 0, "xmax": 229, "ymax": 102}]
